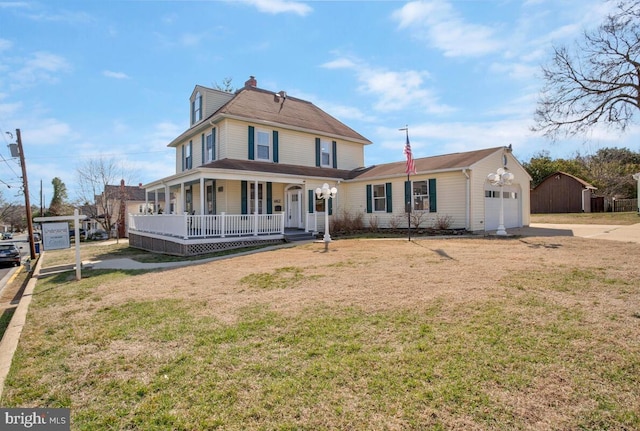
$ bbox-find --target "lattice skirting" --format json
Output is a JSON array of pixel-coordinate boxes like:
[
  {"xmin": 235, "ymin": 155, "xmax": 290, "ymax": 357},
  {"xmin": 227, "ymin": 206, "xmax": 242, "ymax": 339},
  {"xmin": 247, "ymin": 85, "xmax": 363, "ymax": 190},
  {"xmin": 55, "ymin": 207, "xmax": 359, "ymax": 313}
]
[{"xmin": 129, "ymin": 233, "xmax": 284, "ymax": 256}]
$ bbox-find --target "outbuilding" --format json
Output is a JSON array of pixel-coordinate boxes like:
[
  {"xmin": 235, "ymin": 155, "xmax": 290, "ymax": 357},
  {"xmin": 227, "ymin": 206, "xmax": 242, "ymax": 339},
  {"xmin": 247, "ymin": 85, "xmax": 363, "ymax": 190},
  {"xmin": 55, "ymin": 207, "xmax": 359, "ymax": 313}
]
[{"xmin": 530, "ymin": 171, "xmax": 596, "ymax": 213}]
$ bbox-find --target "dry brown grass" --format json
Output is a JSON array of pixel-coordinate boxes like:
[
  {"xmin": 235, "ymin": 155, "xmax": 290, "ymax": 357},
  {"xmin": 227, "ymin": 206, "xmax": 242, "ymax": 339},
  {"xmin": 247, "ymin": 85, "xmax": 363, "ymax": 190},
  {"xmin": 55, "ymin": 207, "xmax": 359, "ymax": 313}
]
[{"xmin": 3, "ymin": 236, "xmax": 640, "ymax": 430}]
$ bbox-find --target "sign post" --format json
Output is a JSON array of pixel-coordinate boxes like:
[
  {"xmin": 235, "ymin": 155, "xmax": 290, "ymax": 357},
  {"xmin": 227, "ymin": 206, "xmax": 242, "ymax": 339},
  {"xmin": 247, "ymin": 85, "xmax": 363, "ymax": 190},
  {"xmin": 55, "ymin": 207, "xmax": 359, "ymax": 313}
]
[{"xmin": 34, "ymin": 209, "xmax": 87, "ymax": 281}]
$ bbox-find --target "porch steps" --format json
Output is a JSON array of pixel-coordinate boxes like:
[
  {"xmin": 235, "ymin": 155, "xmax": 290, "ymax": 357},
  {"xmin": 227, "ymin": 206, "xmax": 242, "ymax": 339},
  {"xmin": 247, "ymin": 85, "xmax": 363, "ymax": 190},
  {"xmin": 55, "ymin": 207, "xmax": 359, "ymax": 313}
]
[{"xmin": 284, "ymin": 230, "xmax": 316, "ymax": 242}]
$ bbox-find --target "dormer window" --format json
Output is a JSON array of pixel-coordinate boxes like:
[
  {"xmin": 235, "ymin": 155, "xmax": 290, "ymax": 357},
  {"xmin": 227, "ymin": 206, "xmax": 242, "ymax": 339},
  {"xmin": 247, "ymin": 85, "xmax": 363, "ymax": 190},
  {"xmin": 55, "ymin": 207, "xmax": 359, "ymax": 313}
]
[{"xmin": 191, "ymin": 91, "xmax": 202, "ymax": 125}]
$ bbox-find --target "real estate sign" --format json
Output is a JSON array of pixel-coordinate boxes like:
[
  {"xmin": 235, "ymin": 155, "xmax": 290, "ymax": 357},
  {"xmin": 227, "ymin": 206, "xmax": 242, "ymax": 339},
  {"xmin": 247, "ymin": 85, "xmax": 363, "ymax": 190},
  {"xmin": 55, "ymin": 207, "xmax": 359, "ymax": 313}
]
[{"xmin": 42, "ymin": 222, "xmax": 70, "ymax": 250}]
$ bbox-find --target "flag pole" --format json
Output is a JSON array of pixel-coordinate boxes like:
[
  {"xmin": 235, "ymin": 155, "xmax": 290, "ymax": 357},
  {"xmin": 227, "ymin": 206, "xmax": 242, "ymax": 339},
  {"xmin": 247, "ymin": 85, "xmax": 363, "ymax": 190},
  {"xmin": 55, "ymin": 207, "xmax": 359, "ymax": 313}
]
[{"xmin": 400, "ymin": 125, "xmax": 414, "ymax": 242}]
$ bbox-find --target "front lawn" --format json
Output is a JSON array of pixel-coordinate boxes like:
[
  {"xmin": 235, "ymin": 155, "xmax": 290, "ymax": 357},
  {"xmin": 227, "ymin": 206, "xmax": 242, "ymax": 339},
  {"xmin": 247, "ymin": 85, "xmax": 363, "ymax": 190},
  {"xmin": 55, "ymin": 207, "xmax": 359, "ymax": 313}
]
[{"xmin": 2, "ymin": 237, "xmax": 639, "ymax": 430}]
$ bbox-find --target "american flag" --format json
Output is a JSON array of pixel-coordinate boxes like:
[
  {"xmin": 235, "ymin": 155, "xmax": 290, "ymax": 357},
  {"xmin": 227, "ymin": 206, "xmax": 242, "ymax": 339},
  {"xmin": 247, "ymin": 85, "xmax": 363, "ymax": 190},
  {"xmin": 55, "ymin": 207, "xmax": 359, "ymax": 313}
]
[{"xmin": 403, "ymin": 135, "xmax": 417, "ymax": 175}]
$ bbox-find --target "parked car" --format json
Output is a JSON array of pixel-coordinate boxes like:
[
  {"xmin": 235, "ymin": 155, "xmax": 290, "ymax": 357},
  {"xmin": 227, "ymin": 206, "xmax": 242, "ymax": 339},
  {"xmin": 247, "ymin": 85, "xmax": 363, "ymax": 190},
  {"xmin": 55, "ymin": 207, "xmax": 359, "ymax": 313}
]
[
  {"xmin": 1, "ymin": 232, "xmax": 12, "ymax": 240},
  {"xmin": 0, "ymin": 243, "xmax": 21, "ymax": 267},
  {"xmin": 69, "ymin": 228, "xmax": 87, "ymax": 239},
  {"xmin": 28, "ymin": 232, "xmax": 41, "ymax": 242},
  {"xmin": 87, "ymin": 229, "xmax": 109, "ymax": 240}
]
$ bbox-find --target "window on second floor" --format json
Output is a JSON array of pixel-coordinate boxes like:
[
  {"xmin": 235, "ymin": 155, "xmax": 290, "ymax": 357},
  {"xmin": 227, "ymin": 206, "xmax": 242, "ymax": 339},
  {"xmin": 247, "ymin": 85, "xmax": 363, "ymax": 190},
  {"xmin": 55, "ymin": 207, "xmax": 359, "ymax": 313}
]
[
  {"xmin": 206, "ymin": 129, "xmax": 215, "ymax": 162},
  {"xmin": 184, "ymin": 142, "xmax": 192, "ymax": 170},
  {"xmin": 256, "ymin": 129, "xmax": 270, "ymax": 161},
  {"xmin": 191, "ymin": 91, "xmax": 202, "ymax": 125},
  {"xmin": 321, "ymin": 140, "xmax": 331, "ymax": 167}
]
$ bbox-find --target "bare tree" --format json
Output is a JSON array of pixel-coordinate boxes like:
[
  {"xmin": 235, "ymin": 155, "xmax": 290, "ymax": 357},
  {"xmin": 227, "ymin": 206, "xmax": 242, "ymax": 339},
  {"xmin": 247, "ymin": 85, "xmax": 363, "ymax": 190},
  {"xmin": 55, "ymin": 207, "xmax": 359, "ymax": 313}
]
[
  {"xmin": 214, "ymin": 77, "xmax": 236, "ymax": 93},
  {"xmin": 533, "ymin": 1, "xmax": 640, "ymax": 139},
  {"xmin": 76, "ymin": 157, "xmax": 136, "ymax": 235}
]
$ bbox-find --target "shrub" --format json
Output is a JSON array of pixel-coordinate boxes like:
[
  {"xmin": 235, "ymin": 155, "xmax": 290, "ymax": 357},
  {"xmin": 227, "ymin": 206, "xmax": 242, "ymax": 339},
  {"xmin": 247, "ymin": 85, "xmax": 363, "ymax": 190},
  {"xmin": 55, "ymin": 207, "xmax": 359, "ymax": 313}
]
[
  {"xmin": 410, "ymin": 211, "xmax": 428, "ymax": 229},
  {"xmin": 434, "ymin": 214, "xmax": 454, "ymax": 230},
  {"xmin": 368, "ymin": 216, "xmax": 379, "ymax": 231}
]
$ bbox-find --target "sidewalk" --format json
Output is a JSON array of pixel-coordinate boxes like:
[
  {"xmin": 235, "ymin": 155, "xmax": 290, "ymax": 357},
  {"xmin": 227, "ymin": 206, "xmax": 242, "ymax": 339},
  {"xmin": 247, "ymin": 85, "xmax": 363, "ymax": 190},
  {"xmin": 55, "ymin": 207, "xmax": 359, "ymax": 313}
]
[{"xmin": 508, "ymin": 222, "xmax": 640, "ymax": 244}]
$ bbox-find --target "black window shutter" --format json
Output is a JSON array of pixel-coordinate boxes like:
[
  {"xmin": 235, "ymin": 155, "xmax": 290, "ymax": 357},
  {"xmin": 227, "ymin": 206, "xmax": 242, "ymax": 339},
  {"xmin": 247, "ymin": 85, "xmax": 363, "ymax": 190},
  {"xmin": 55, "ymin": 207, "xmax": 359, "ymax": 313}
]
[
  {"xmin": 366, "ymin": 184, "xmax": 372, "ymax": 213},
  {"xmin": 181, "ymin": 145, "xmax": 185, "ymax": 172},
  {"xmin": 273, "ymin": 131, "xmax": 279, "ymax": 163},
  {"xmin": 429, "ymin": 178, "xmax": 437, "ymax": 212},
  {"xmin": 267, "ymin": 182, "xmax": 273, "ymax": 214},
  {"xmin": 201, "ymin": 134, "xmax": 205, "ymax": 166},
  {"xmin": 386, "ymin": 182, "xmax": 393, "ymax": 213},
  {"xmin": 404, "ymin": 180, "xmax": 412, "ymax": 213},
  {"xmin": 332, "ymin": 140, "xmax": 337, "ymax": 168},
  {"xmin": 315, "ymin": 138, "xmax": 321, "ymax": 167},
  {"xmin": 241, "ymin": 181, "xmax": 248, "ymax": 214},
  {"xmin": 248, "ymin": 126, "xmax": 255, "ymax": 160},
  {"xmin": 212, "ymin": 127, "xmax": 216, "ymax": 160},
  {"xmin": 328, "ymin": 197, "xmax": 333, "ymax": 216},
  {"xmin": 308, "ymin": 190, "xmax": 315, "ymax": 213}
]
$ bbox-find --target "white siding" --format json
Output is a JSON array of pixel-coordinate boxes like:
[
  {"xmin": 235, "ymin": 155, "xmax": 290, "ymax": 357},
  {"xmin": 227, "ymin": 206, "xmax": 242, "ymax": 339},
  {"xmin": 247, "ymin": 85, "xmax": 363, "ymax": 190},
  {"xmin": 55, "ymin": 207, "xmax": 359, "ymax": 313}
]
[
  {"xmin": 278, "ymin": 129, "xmax": 316, "ymax": 166},
  {"xmin": 342, "ymin": 172, "xmax": 468, "ymax": 230},
  {"xmin": 468, "ymin": 150, "xmax": 531, "ymax": 231}
]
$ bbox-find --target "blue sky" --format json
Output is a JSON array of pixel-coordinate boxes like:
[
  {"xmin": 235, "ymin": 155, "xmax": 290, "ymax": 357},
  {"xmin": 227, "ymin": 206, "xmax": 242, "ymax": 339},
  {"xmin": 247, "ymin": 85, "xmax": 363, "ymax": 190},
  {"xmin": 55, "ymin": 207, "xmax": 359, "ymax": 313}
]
[{"xmin": 1, "ymin": 0, "xmax": 638, "ymax": 205}]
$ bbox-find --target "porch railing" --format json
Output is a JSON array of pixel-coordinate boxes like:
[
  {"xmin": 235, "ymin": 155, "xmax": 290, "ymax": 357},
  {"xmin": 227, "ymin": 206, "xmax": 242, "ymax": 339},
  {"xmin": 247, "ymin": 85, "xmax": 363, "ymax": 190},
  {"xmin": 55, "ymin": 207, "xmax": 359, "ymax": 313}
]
[{"xmin": 129, "ymin": 212, "xmax": 285, "ymax": 239}]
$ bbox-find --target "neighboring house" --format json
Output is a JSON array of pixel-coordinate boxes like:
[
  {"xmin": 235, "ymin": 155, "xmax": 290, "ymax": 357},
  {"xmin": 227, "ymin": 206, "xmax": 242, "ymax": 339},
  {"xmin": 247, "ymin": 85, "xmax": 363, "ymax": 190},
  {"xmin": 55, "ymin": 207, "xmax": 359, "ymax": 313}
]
[
  {"xmin": 86, "ymin": 181, "xmax": 167, "ymax": 238},
  {"xmin": 131, "ymin": 76, "xmax": 530, "ymax": 255},
  {"xmin": 530, "ymin": 171, "xmax": 596, "ymax": 214}
]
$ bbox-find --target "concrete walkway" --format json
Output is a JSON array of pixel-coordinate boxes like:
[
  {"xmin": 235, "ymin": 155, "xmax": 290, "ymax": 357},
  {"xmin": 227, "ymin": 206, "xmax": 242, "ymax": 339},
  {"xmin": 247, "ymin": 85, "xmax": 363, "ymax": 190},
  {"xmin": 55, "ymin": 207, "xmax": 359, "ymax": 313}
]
[{"xmin": 507, "ymin": 222, "xmax": 640, "ymax": 244}]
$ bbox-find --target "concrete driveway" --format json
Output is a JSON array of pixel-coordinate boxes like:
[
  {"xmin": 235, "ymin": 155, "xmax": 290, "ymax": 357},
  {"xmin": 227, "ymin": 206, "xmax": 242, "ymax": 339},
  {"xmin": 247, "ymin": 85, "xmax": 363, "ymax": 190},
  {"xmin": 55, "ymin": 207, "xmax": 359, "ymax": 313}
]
[{"xmin": 508, "ymin": 223, "xmax": 640, "ymax": 244}]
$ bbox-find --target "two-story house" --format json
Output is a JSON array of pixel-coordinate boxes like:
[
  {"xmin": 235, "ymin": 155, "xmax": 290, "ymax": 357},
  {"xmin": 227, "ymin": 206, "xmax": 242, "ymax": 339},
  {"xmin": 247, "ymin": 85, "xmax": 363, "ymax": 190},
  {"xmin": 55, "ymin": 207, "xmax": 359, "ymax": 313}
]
[{"xmin": 130, "ymin": 76, "xmax": 530, "ymax": 255}]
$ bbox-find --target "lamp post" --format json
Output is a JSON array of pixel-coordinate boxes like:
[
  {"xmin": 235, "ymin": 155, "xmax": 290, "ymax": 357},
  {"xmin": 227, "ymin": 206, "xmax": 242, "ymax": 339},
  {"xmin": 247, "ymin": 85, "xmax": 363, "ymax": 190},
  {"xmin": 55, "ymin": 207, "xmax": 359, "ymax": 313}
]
[
  {"xmin": 487, "ymin": 168, "xmax": 514, "ymax": 236},
  {"xmin": 315, "ymin": 183, "xmax": 337, "ymax": 251}
]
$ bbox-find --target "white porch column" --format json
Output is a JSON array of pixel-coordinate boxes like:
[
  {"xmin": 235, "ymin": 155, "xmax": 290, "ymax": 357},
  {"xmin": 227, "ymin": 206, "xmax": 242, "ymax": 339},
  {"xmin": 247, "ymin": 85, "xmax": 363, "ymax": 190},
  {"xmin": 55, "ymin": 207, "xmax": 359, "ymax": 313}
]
[
  {"xmin": 254, "ymin": 180, "xmax": 259, "ymax": 236},
  {"xmin": 200, "ymin": 177, "xmax": 205, "ymax": 215},
  {"xmin": 180, "ymin": 183, "xmax": 185, "ymax": 213},
  {"xmin": 164, "ymin": 184, "xmax": 170, "ymax": 215},
  {"xmin": 154, "ymin": 189, "xmax": 159, "ymax": 213}
]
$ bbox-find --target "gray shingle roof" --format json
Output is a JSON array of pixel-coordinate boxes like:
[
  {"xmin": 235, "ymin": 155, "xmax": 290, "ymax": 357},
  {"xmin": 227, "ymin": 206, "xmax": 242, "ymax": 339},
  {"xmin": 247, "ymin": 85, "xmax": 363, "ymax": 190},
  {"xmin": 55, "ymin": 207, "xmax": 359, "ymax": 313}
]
[
  {"xmin": 211, "ymin": 86, "xmax": 372, "ymax": 144},
  {"xmin": 200, "ymin": 147, "xmax": 505, "ymax": 181},
  {"xmin": 352, "ymin": 147, "xmax": 504, "ymax": 180},
  {"xmin": 201, "ymin": 158, "xmax": 371, "ymax": 180}
]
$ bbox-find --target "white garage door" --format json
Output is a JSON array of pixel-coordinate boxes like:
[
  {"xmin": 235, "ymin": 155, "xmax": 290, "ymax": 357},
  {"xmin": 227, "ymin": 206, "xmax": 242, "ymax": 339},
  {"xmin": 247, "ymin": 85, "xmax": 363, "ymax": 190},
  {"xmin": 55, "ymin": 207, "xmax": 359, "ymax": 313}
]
[{"xmin": 484, "ymin": 184, "xmax": 522, "ymax": 231}]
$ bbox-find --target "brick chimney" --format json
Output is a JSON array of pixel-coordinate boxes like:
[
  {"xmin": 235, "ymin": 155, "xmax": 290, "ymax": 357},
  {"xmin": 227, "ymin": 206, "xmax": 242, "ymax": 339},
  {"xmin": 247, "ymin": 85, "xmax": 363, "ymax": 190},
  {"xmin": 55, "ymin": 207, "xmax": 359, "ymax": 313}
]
[{"xmin": 244, "ymin": 75, "xmax": 257, "ymax": 88}]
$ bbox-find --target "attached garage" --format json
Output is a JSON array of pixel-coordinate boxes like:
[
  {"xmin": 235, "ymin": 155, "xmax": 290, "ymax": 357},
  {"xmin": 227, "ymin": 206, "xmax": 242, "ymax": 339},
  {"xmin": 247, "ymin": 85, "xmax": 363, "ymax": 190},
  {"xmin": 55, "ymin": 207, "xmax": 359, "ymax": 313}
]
[{"xmin": 484, "ymin": 184, "xmax": 523, "ymax": 230}]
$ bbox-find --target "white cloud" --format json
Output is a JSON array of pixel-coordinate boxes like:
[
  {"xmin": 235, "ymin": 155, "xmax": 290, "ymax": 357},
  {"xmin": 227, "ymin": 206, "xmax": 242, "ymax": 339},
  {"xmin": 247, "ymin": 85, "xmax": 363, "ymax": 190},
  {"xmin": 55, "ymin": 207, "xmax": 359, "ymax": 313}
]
[
  {"xmin": 321, "ymin": 56, "xmax": 453, "ymax": 114},
  {"xmin": 392, "ymin": 0, "xmax": 503, "ymax": 57},
  {"xmin": 0, "ymin": 38, "xmax": 12, "ymax": 52},
  {"xmin": 236, "ymin": 0, "xmax": 312, "ymax": 16},
  {"xmin": 22, "ymin": 118, "xmax": 73, "ymax": 146},
  {"xmin": 8, "ymin": 52, "xmax": 71, "ymax": 89},
  {"xmin": 103, "ymin": 70, "xmax": 130, "ymax": 80}
]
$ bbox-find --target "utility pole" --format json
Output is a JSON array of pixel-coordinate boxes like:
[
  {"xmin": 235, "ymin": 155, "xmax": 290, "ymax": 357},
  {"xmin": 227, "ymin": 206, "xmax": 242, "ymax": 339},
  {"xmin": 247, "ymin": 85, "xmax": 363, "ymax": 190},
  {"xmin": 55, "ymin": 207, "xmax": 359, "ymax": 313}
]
[{"xmin": 16, "ymin": 129, "xmax": 37, "ymax": 259}]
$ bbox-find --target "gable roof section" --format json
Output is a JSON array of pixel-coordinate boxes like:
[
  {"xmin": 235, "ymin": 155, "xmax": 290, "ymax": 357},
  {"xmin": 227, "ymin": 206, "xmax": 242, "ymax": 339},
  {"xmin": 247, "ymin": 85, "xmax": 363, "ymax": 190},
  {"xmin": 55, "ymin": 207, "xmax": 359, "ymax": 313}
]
[
  {"xmin": 213, "ymin": 86, "xmax": 372, "ymax": 144},
  {"xmin": 200, "ymin": 158, "xmax": 370, "ymax": 180},
  {"xmin": 351, "ymin": 147, "xmax": 504, "ymax": 181},
  {"xmin": 104, "ymin": 185, "xmax": 166, "ymax": 201},
  {"xmin": 534, "ymin": 171, "xmax": 596, "ymax": 190}
]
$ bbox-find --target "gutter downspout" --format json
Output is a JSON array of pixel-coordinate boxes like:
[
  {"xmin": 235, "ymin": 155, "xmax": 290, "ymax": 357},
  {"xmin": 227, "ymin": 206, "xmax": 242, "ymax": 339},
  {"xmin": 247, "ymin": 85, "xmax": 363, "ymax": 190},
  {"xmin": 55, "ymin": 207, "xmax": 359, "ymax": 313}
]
[{"xmin": 463, "ymin": 169, "xmax": 470, "ymax": 230}]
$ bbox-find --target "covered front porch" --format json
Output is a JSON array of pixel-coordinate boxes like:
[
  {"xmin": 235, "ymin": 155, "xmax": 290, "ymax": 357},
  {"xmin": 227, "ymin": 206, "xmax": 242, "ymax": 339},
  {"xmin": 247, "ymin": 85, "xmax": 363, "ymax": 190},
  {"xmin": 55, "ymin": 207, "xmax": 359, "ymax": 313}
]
[{"xmin": 129, "ymin": 163, "xmax": 337, "ymax": 255}]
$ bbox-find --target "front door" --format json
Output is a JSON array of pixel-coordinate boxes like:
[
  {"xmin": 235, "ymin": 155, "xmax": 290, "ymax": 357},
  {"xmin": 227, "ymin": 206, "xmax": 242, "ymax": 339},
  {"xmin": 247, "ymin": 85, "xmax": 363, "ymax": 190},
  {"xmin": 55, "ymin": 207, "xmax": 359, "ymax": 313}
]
[{"xmin": 286, "ymin": 188, "xmax": 302, "ymax": 228}]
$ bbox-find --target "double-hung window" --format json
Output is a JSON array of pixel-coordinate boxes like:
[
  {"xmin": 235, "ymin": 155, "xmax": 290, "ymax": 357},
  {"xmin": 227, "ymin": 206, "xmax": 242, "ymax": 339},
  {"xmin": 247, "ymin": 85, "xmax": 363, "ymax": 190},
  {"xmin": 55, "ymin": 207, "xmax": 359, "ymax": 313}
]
[
  {"xmin": 412, "ymin": 180, "xmax": 429, "ymax": 211},
  {"xmin": 191, "ymin": 91, "xmax": 202, "ymax": 125},
  {"xmin": 373, "ymin": 184, "xmax": 387, "ymax": 212},
  {"xmin": 320, "ymin": 140, "xmax": 331, "ymax": 167},
  {"xmin": 256, "ymin": 129, "xmax": 270, "ymax": 161},
  {"xmin": 249, "ymin": 183, "xmax": 264, "ymax": 214},
  {"xmin": 206, "ymin": 129, "xmax": 215, "ymax": 162},
  {"xmin": 185, "ymin": 142, "xmax": 192, "ymax": 170}
]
